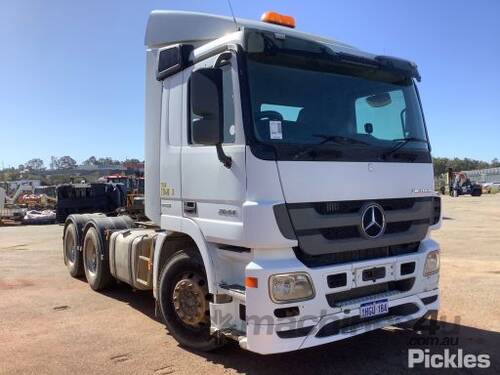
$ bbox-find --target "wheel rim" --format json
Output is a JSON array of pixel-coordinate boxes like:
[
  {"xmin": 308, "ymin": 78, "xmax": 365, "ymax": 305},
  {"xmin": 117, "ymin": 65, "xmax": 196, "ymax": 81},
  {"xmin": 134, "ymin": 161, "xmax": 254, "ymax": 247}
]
[
  {"xmin": 172, "ymin": 273, "xmax": 209, "ymax": 327},
  {"xmin": 84, "ymin": 237, "xmax": 97, "ymax": 275},
  {"xmin": 64, "ymin": 229, "xmax": 76, "ymax": 264}
]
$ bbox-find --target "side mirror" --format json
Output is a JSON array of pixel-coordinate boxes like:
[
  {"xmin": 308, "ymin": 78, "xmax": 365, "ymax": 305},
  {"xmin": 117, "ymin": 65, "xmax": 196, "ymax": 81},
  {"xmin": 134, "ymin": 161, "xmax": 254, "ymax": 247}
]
[{"xmin": 190, "ymin": 68, "xmax": 223, "ymax": 145}]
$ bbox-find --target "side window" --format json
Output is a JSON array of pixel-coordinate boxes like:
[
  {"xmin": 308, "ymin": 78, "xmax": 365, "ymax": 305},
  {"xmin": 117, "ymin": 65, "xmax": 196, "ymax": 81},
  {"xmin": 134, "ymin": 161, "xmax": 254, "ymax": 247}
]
[
  {"xmin": 190, "ymin": 64, "xmax": 235, "ymax": 144},
  {"xmin": 355, "ymin": 90, "xmax": 406, "ymax": 140}
]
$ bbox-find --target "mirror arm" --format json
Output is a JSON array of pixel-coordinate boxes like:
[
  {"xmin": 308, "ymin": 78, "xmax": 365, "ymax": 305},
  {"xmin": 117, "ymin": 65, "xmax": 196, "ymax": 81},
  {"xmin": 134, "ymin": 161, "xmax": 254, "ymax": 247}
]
[
  {"xmin": 216, "ymin": 144, "xmax": 232, "ymax": 169},
  {"xmin": 213, "ymin": 52, "xmax": 233, "ymax": 169},
  {"xmin": 213, "ymin": 51, "xmax": 233, "ymax": 68}
]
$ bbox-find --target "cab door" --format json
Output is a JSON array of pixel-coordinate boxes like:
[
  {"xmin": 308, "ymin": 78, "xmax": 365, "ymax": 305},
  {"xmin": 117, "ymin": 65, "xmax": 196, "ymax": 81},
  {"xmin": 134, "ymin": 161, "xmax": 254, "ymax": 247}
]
[{"xmin": 180, "ymin": 53, "xmax": 246, "ymax": 244}]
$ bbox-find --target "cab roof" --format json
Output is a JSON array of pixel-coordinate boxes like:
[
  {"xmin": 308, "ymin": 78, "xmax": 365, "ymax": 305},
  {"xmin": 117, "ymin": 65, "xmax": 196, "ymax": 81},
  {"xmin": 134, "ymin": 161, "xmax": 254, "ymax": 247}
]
[
  {"xmin": 145, "ymin": 10, "xmax": 357, "ymax": 52},
  {"xmin": 145, "ymin": 11, "xmax": 420, "ymax": 81}
]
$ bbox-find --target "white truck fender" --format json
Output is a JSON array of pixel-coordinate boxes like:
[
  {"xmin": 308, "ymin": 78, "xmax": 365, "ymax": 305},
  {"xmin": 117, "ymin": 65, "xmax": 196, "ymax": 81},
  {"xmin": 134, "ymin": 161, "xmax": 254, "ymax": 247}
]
[{"xmin": 152, "ymin": 219, "xmax": 217, "ymax": 299}]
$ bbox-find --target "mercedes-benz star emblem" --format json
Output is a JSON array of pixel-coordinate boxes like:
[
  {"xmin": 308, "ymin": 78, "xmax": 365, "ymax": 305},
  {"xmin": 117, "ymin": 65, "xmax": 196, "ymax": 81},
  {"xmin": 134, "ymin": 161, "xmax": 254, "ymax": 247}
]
[{"xmin": 360, "ymin": 203, "xmax": 386, "ymax": 239}]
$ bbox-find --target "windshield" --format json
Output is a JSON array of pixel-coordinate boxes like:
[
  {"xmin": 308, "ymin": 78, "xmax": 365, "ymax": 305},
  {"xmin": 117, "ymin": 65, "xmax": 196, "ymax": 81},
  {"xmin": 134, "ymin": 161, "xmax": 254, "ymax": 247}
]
[{"xmin": 244, "ymin": 32, "xmax": 431, "ymax": 163}]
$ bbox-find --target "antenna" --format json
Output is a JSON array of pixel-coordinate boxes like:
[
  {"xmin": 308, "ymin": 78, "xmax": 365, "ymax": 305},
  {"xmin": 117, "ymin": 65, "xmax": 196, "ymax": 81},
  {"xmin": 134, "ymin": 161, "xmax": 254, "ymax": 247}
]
[{"xmin": 226, "ymin": 0, "xmax": 238, "ymax": 29}]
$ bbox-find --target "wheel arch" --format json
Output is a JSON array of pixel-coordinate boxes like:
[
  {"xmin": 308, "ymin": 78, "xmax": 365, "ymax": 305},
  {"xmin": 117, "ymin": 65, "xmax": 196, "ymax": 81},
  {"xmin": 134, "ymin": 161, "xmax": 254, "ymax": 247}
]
[
  {"xmin": 153, "ymin": 221, "xmax": 217, "ymax": 299},
  {"xmin": 63, "ymin": 213, "xmax": 108, "ymax": 247},
  {"xmin": 80, "ymin": 216, "xmax": 135, "ymax": 259}
]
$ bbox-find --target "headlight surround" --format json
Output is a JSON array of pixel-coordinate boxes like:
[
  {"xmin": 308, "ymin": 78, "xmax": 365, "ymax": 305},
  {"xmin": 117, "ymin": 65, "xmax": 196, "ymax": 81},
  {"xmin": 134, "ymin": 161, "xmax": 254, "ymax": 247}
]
[
  {"xmin": 424, "ymin": 250, "xmax": 440, "ymax": 276},
  {"xmin": 269, "ymin": 272, "xmax": 315, "ymax": 303}
]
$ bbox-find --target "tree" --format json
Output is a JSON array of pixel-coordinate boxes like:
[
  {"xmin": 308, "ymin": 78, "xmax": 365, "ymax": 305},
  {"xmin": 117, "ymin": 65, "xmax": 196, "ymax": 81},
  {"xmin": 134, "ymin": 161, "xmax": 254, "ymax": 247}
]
[
  {"xmin": 83, "ymin": 156, "xmax": 98, "ymax": 166},
  {"xmin": 124, "ymin": 158, "xmax": 141, "ymax": 163},
  {"xmin": 432, "ymin": 157, "xmax": 448, "ymax": 177},
  {"xmin": 96, "ymin": 157, "xmax": 120, "ymax": 166},
  {"xmin": 432, "ymin": 156, "xmax": 500, "ymax": 177},
  {"xmin": 50, "ymin": 156, "xmax": 60, "ymax": 170},
  {"xmin": 25, "ymin": 158, "xmax": 45, "ymax": 170},
  {"xmin": 56, "ymin": 156, "xmax": 77, "ymax": 170},
  {"xmin": 0, "ymin": 167, "xmax": 20, "ymax": 182}
]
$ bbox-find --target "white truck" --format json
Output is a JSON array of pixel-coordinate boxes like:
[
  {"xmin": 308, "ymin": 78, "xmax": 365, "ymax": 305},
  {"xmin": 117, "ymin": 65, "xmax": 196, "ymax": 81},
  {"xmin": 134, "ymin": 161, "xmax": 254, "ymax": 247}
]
[{"xmin": 62, "ymin": 10, "xmax": 441, "ymax": 354}]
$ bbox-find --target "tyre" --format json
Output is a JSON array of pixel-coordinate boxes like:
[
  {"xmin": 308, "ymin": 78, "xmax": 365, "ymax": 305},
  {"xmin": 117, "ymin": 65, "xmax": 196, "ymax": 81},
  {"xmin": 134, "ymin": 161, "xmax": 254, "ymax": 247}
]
[
  {"xmin": 158, "ymin": 248, "xmax": 223, "ymax": 351},
  {"xmin": 82, "ymin": 227, "xmax": 113, "ymax": 291},
  {"xmin": 63, "ymin": 223, "xmax": 84, "ymax": 277},
  {"xmin": 471, "ymin": 188, "xmax": 482, "ymax": 197}
]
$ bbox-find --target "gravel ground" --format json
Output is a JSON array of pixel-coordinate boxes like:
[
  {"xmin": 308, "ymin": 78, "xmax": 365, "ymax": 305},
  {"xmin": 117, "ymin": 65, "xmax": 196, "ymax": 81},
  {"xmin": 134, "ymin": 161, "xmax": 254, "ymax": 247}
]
[{"xmin": 0, "ymin": 195, "xmax": 499, "ymax": 374}]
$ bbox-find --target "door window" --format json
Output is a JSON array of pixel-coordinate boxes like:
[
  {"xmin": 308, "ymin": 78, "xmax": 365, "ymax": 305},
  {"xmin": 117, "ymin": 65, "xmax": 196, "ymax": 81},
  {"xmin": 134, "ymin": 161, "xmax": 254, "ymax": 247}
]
[{"xmin": 190, "ymin": 64, "xmax": 235, "ymax": 144}]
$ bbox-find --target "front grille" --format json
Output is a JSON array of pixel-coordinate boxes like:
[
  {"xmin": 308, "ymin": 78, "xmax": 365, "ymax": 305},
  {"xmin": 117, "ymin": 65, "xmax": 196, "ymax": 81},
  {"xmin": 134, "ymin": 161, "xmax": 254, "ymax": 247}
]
[
  {"xmin": 276, "ymin": 325, "xmax": 315, "ymax": 339},
  {"xmin": 275, "ymin": 197, "xmax": 433, "ymax": 262},
  {"xmin": 313, "ymin": 198, "xmax": 416, "ymax": 215},
  {"xmin": 422, "ymin": 295, "xmax": 438, "ymax": 305},
  {"xmin": 320, "ymin": 219, "xmax": 423, "ymax": 241},
  {"xmin": 432, "ymin": 197, "xmax": 441, "ymax": 225},
  {"xmin": 293, "ymin": 242, "xmax": 420, "ymax": 267},
  {"xmin": 385, "ymin": 221, "xmax": 412, "ymax": 234},
  {"xmin": 321, "ymin": 226, "xmax": 359, "ymax": 240},
  {"xmin": 325, "ymin": 278, "xmax": 415, "ymax": 307}
]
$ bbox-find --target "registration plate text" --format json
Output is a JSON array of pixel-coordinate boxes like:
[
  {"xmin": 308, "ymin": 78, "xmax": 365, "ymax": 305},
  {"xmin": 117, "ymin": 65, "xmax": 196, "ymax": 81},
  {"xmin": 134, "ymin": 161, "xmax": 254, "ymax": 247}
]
[{"xmin": 360, "ymin": 299, "xmax": 389, "ymax": 319}]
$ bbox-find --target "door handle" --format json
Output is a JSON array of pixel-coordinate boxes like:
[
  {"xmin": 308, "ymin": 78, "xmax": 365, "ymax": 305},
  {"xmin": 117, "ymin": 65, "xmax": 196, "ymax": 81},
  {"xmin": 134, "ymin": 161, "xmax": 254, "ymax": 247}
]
[{"xmin": 183, "ymin": 201, "xmax": 197, "ymax": 214}]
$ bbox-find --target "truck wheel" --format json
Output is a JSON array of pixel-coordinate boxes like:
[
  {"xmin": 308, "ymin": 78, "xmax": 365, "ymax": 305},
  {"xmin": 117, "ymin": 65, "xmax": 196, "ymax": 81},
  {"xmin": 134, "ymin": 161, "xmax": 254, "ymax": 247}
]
[
  {"xmin": 63, "ymin": 223, "xmax": 83, "ymax": 277},
  {"xmin": 158, "ymin": 248, "xmax": 223, "ymax": 351},
  {"xmin": 83, "ymin": 227, "xmax": 113, "ymax": 291}
]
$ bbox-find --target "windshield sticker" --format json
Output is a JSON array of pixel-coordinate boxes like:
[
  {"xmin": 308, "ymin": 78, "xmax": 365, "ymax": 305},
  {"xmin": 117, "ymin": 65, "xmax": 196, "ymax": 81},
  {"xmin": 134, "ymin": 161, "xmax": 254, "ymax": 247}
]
[{"xmin": 269, "ymin": 121, "xmax": 283, "ymax": 139}]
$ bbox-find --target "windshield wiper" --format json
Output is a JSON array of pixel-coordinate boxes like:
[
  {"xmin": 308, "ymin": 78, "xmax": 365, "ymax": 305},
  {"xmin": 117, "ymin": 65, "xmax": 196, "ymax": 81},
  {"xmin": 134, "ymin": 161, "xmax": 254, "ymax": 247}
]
[
  {"xmin": 292, "ymin": 134, "xmax": 365, "ymax": 160},
  {"xmin": 382, "ymin": 137, "xmax": 428, "ymax": 160},
  {"xmin": 312, "ymin": 134, "xmax": 369, "ymax": 145}
]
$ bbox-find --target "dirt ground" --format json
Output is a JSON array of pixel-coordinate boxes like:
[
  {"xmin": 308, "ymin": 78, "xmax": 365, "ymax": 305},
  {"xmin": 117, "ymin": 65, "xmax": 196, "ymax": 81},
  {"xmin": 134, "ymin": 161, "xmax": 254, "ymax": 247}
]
[{"xmin": 1, "ymin": 195, "xmax": 499, "ymax": 374}]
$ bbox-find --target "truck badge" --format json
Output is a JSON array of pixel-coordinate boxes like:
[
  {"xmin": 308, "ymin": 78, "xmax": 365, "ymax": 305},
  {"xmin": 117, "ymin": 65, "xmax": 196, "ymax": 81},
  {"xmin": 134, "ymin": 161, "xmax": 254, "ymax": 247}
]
[{"xmin": 360, "ymin": 203, "xmax": 386, "ymax": 238}]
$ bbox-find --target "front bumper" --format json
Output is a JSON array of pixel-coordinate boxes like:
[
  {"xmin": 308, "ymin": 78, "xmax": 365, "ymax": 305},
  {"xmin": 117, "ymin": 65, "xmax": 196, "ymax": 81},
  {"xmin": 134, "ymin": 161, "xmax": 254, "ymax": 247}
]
[{"xmin": 244, "ymin": 238, "xmax": 440, "ymax": 354}]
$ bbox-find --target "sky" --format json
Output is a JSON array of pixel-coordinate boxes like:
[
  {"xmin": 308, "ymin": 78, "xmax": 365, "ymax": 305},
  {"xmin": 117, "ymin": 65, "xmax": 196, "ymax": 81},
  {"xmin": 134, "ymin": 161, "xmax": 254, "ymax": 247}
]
[{"xmin": 0, "ymin": 0, "xmax": 499, "ymax": 168}]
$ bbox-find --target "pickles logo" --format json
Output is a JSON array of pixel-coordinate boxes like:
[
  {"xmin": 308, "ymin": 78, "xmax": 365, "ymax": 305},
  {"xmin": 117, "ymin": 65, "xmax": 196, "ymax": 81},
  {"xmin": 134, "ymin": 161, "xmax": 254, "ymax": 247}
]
[{"xmin": 408, "ymin": 349, "xmax": 490, "ymax": 369}]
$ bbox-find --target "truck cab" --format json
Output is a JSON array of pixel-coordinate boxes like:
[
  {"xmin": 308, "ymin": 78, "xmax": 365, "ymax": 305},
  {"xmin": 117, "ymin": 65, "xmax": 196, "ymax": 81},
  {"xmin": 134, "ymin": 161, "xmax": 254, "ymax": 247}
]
[
  {"xmin": 143, "ymin": 10, "xmax": 441, "ymax": 353},
  {"xmin": 64, "ymin": 10, "xmax": 440, "ymax": 355}
]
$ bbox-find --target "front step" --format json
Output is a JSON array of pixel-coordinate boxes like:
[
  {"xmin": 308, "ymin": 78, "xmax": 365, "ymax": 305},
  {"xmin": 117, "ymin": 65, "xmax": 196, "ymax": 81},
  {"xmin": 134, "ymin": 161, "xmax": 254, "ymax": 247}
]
[
  {"xmin": 212, "ymin": 285, "xmax": 247, "ymax": 349},
  {"xmin": 219, "ymin": 283, "xmax": 246, "ymax": 301},
  {"xmin": 211, "ymin": 327, "xmax": 248, "ymax": 349}
]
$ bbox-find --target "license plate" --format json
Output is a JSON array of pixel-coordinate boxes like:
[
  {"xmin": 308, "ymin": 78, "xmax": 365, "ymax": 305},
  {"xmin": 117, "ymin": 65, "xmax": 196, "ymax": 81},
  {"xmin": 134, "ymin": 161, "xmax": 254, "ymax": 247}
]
[{"xmin": 360, "ymin": 299, "xmax": 389, "ymax": 319}]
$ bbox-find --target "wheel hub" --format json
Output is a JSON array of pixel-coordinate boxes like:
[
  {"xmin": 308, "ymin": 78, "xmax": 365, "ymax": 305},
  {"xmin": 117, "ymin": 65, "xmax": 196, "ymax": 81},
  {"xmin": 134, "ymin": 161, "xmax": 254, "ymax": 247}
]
[
  {"xmin": 85, "ymin": 240, "xmax": 97, "ymax": 274},
  {"xmin": 65, "ymin": 231, "xmax": 76, "ymax": 263},
  {"xmin": 172, "ymin": 274, "xmax": 209, "ymax": 327}
]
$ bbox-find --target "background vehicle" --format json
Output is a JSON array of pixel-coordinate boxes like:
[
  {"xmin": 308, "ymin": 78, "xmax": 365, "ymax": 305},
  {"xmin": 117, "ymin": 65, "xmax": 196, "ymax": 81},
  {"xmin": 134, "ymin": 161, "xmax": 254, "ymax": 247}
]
[
  {"xmin": 482, "ymin": 181, "xmax": 500, "ymax": 194},
  {"xmin": 62, "ymin": 10, "xmax": 441, "ymax": 354},
  {"xmin": 0, "ymin": 185, "xmax": 29, "ymax": 223},
  {"xmin": 56, "ymin": 182, "xmax": 125, "ymax": 223},
  {"xmin": 450, "ymin": 171, "xmax": 482, "ymax": 197},
  {"xmin": 437, "ymin": 169, "xmax": 482, "ymax": 197},
  {"xmin": 104, "ymin": 175, "xmax": 145, "ymax": 217}
]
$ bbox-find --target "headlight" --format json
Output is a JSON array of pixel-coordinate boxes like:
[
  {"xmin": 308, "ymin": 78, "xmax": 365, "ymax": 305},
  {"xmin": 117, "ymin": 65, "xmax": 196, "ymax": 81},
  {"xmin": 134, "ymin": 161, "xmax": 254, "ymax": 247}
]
[
  {"xmin": 424, "ymin": 250, "xmax": 440, "ymax": 276},
  {"xmin": 269, "ymin": 272, "xmax": 315, "ymax": 303}
]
